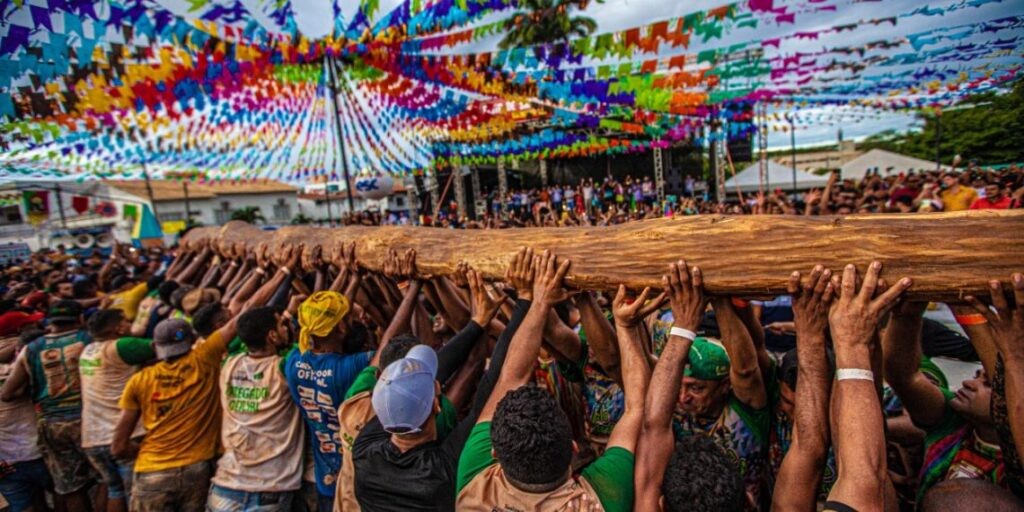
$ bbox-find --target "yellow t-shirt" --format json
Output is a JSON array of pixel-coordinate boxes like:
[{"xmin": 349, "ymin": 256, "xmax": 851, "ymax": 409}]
[
  {"xmin": 119, "ymin": 331, "xmax": 226, "ymax": 473},
  {"xmin": 108, "ymin": 282, "xmax": 150, "ymax": 321},
  {"xmin": 940, "ymin": 187, "xmax": 978, "ymax": 212}
]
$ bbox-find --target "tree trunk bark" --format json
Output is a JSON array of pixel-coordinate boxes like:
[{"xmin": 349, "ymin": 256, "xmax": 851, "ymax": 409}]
[{"xmin": 187, "ymin": 211, "xmax": 1024, "ymax": 300}]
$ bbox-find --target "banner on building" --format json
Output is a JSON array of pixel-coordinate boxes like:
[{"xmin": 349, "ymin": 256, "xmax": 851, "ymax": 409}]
[{"xmin": 22, "ymin": 190, "xmax": 49, "ymax": 225}]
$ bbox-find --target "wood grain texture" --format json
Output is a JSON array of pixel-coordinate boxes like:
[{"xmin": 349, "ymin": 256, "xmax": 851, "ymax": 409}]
[{"xmin": 185, "ymin": 210, "xmax": 1024, "ymax": 300}]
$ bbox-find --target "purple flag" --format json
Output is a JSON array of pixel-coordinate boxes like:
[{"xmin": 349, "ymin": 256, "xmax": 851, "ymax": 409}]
[
  {"xmin": 30, "ymin": 6, "xmax": 53, "ymax": 31},
  {"xmin": 0, "ymin": 25, "xmax": 30, "ymax": 56}
]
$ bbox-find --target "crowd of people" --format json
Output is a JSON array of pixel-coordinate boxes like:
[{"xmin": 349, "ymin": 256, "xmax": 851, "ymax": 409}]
[
  {"xmin": 0, "ymin": 230, "xmax": 1021, "ymax": 512},
  {"xmin": 342, "ymin": 163, "xmax": 1024, "ymax": 228}
]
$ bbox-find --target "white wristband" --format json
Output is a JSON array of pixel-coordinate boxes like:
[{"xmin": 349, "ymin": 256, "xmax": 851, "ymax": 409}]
[
  {"xmin": 836, "ymin": 368, "xmax": 874, "ymax": 382},
  {"xmin": 669, "ymin": 326, "xmax": 696, "ymax": 341}
]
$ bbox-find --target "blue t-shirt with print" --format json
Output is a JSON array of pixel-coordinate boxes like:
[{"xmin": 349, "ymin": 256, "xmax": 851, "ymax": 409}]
[{"xmin": 285, "ymin": 348, "xmax": 372, "ymax": 496}]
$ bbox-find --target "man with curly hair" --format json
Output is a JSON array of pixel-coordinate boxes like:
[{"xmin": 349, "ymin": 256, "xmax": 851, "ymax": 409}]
[{"xmin": 456, "ymin": 251, "xmax": 642, "ymax": 511}]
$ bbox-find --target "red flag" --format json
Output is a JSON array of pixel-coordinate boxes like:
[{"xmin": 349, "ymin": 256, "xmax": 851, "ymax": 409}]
[{"xmin": 72, "ymin": 195, "xmax": 89, "ymax": 214}]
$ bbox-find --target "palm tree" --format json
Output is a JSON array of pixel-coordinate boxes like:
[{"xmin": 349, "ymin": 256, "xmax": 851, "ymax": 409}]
[
  {"xmin": 290, "ymin": 213, "xmax": 314, "ymax": 225},
  {"xmin": 499, "ymin": 0, "xmax": 600, "ymax": 49},
  {"xmin": 230, "ymin": 207, "xmax": 266, "ymax": 224}
]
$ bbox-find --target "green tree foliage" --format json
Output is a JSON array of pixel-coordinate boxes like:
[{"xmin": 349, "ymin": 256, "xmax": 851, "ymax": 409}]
[
  {"xmin": 230, "ymin": 206, "xmax": 265, "ymax": 224},
  {"xmin": 859, "ymin": 80, "xmax": 1024, "ymax": 165},
  {"xmin": 290, "ymin": 213, "xmax": 314, "ymax": 225},
  {"xmin": 499, "ymin": 0, "xmax": 601, "ymax": 49}
]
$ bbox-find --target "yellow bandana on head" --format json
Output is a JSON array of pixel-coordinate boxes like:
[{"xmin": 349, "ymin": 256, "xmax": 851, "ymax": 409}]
[{"xmin": 297, "ymin": 291, "xmax": 350, "ymax": 353}]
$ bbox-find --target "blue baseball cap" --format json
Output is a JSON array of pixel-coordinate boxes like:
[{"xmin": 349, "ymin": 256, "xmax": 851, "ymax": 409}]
[{"xmin": 372, "ymin": 345, "xmax": 438, "ymax": 434}]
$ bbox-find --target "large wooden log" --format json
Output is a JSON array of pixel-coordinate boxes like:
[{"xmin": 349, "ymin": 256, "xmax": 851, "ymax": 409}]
[{"xmin": 185, "ymin": 211, "xmax": 1024, "ymax": 300}]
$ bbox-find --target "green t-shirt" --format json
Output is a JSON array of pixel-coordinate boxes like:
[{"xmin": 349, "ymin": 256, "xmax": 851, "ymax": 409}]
[
  {"xmin": 343, "ymin": 365, "xmax": 458, "ymax": 438},
  {"xmin": 456, "ymin": 421, "xmax": 635, "ymax": 512}
]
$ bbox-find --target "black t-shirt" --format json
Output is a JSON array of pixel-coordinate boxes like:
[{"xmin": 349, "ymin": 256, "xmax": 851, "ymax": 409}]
[
  {"xmin": 351, "ymin": 300, "xmax": 533, "ymax": 512},
  {"xmin": 351, "ymin": 417, "xmax": 461, "ymax": 511}
]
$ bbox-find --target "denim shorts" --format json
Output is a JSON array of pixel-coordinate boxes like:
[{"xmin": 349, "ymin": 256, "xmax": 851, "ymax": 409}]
[
  {"xmin": 0, "ymin": 459, "xmax": 51, "ymax": 511},
  {"xmin": 205, "ymin": 484, "xmax": 294, "ymax": 512},
  {"xmin": 84, "ymin": 445, "xmax": 134, "ymax": 500}
]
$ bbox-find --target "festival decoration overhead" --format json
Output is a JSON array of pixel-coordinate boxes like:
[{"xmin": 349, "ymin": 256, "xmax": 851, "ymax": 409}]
[{"xmin": 0, "ymin": 0, "xmax": 1021, "ymax": 183}]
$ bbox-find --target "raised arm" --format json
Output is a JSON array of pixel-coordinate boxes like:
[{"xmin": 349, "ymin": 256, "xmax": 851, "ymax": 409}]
[
  {"xmin": 576, "ymin": 291, "xmax": 621, "ymax": 384},
  {"xmin": 477, "ymin": 248, "xmax": 569, "ymax": 423},
  {"xmin": 541, "ymin": 308, "xmax": 583, "ymax": 364},
  {"xmin": 773, "ymin": 266, "xmax": 834, "ymax": 511},
  {"xmin": 634, "ymin": 261, "xmax": 706, "ymax": 512},
  {"xmin": 434, "ymin": 269, "xmax": 505, "ymax": 383},
  {"xmin": 0, "ymin": 348, "xmax": 29, "ymax": 402},
  {"xmin": 432, "ymin": 275, "xmax": 473, "ymax": 332},
  {"xmin": 216, "ymin": 259, "xmax": 241, "ymax": 290},
  {"xmin": 198, "ymin": 258, "xmax": 225, "ymax": 289},
  {"xmin": 223, "ymin": 245, "xmax": 252, "ymax": 292},
  {"xmin": 966, "ymin": 274, "xmax": 1024, "ymax": 460},
  {"xmin": 463, "ymin": 249, "xmax": 536, "ymax": 421},
  {"xmin": 175, "ymin": 246, "xmax": 213, "ymax": 285},
  {"xmin": 378, "ymin": 281, "xmax": 423, "ymax": 354},
  {"xmin": 820, "ymin": 171, "xmax": 837, "ymax": 215},
  {"xmin": 209, "ymin": 247, "xmax": 299, "ymax": 353},
  {"xmin": 826, "ymin": 262, "xmax": 911, "ymax": 511},
  {"xmin": 711, "ymin": 297, "xmax": 767, "ymax": 410},
  {"xmin": 163, "ymin": 248, "xmax": 190, "ymax": 280},
  {"xmin": 608, "ymin": 285, "xmax": 665, "ymax": 453},
  {"xmin": 951, "ymin": 303, "xmax": 1000, "ymax": 376},
  {"xmin": 731, "ymin": 299, "xmax": 772, "ymax": 383},
  {"xmin": 881, "ymin": 300, "xmax": 946, "ymax": 428}
]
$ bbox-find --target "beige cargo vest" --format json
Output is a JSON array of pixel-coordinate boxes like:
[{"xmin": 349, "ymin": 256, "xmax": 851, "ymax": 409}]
[
  {"xmin": 334, "ymin": 390, "xmax": 375, "ymax": 511},
  {"xmin": 457, "ymin": 463, "xmax": 605, "ymax": 512}
]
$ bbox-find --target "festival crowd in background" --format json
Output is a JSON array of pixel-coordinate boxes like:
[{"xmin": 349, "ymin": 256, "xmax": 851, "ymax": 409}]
[
  {"xmin": 0, "ymin": 224, "xmax": 1022, "ymax": 512},
  {"xmin": 343, "ymin": 162, "xmax": 1024, "ymax": 228}
]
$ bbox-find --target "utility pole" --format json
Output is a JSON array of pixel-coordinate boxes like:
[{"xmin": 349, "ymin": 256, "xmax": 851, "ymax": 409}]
[
  {"xmin": 757, "ymin": 102, "xmax": 769, "ymax": 196},
  {"xmin": 54, "ymin": 183, "xmax": 67, "ymax": 228},
  {"xmin": 453, "ymin": 166, "xmax": 468, "ymax": 219},
  {"xmin": 326, "ymin": 56, "xmax": 355, "ymax": 215},
  {"xmin": 142, "ymin": 167, "xmax": 157, "ymax": 219},
  {"xmin": 470, "ymin": 166, "xmax": 481, "ymax": 219},
  {"xmin": 653, "ymin": 146, "xmax": 665, "ymax": 204},
  {"xmin": 787, "ymin": 113, "xmax": 797, "ymax": 198},
  {"xmin": 324, "ymin": 183, "xmax": 334, "ymax": 226},
  {"xmin": 124, "ymin": 123, "xmax": 159, "ymax": 219},
  {"xmin": 497, "ymin": 157, "xmax": 508, "ymax": 217},
  {"xmin": 183, "ymin": 181, "xmax": 192, "ymax": 227},
  {"xmin": 934, "ymin": 109, "xmax": 942, "ymax": 172}
]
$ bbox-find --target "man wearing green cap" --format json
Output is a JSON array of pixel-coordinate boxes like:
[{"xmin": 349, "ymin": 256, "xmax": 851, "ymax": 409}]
[{"xmin": 672, "ymin": 297, "xmax": 770, "ymax": 509}]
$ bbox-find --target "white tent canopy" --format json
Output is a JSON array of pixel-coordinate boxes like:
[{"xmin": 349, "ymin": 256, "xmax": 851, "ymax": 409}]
[
  {"xmin": 840, "ymin": 149, "xmax": 950, "ymax": 180},
  {"xmin": 723, "ymin": 160, "xmax": 830, "ymax": 193}
]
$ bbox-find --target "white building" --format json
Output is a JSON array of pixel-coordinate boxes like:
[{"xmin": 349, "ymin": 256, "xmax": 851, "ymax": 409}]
[
  {"xmin": 104, "ymin": 179, "xmax": 299, "ymax": 231},
  {"xmin": 0, "ymin": 180, "xmax": 143, "ymax": 251},
  {"xmin": 0, "ymin": 176, "xmax": 415, "ymax": 251}
]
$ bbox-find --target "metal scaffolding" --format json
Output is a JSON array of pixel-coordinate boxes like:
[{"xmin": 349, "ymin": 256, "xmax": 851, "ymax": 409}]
[
  {"xmin": 757, "ymin": 102, "xmax": 769, "ymax": 195},
  {"xmin": 653, "ymin": 147, "xmax": 665, "ymax": 204}
]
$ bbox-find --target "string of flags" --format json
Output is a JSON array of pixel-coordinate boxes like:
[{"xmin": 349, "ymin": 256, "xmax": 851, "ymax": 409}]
[{"xmin": 0, "ymin": 0, "xmax": 1020, "ymax": 182}]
